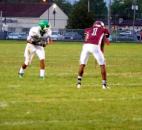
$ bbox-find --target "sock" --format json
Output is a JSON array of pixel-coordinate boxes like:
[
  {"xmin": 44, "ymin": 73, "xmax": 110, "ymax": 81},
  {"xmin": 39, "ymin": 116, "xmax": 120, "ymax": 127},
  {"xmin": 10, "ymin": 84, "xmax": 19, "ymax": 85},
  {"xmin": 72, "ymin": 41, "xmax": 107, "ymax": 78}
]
[
  {"xmin": 19, "ymin": 67, "xmax": 24, "ymax": 74},
  {"xmin": 102, "ymin": 80, "xmax": 107, "ymax": 85},
  {"xmin": 40, "ymin": 69, "xmax": 45, "ymax": 77},
  {"xmin": 77, "ymin": 76, "xmax": 82, "ymax": 84}
]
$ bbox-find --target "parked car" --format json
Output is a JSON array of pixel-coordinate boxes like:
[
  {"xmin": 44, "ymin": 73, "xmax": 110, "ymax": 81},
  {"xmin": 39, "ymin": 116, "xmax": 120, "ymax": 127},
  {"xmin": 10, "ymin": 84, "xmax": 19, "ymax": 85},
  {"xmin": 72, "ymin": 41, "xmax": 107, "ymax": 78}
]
[
  {"xmin": 116, "ymin": 30, "xmax": 138, "ymax": 41},
  {"xmin": 63, "ymin": 32, "xmax": 82, "ymax": 40},
  {"xmin": 7, "ymin": 32, "xmax": 28, "ymax": 40},
  {"xmin": 119, "ymin": 31, "xmax": 132, "ymax": 35},
  {"xmin": 50, "ymin": 31, "xmax": 63, "ymax": 40},
  {"xmin": 7, "ymin": 33, "xmax": 20, "ymax": 40},
  {"xmin": 117, "ymin": 34, "xmax": 136, "ymax": 41},
  {"xmin": 19, "ymin": 33, "xmax": 28, "ymax": 40}
]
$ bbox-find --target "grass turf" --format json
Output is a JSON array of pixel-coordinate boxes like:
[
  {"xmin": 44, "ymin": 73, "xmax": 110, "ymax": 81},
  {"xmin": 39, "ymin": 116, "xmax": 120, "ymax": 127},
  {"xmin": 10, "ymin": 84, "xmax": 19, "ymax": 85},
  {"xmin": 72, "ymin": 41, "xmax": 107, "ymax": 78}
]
[{"xmin": 0, "ymin": 40, "xmax": 142, "ymax": 130}]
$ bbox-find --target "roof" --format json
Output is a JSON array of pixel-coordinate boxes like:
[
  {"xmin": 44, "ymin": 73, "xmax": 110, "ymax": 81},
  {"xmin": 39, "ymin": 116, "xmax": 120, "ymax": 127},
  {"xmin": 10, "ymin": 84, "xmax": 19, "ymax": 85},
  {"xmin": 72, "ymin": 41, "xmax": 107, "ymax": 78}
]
[
  {"xmin": 119, "ymin": 20, "xmax": 142, "ymax": 26},
  {"xmin": 0, "ymin": 3, "xmax": 52, "ymax": 17},
  {"xmin": 111, "ymin": 19, "xmax": 142, "ymax": 26},
  {"xmin": 99, "ymin": 19, "xmax": 142, "ymax": 26}
]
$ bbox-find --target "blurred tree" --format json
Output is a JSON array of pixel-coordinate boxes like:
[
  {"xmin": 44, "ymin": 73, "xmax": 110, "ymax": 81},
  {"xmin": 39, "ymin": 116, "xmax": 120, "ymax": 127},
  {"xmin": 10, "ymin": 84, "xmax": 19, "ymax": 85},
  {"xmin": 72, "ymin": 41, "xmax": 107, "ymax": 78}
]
[
  {"xmin": 54, "ymin": 0, "xmax": 73, "ymax": 15},
  {"xmin": 0, "ymin": 0, "xmax": 53, "ymax": 3},
  {"xmin": 67, "ymin": 0, "xmax": 107, "ymax": 29},
  {"xmin": 111, "ymin": 0, "xmax": 142, "ymax": 20}
]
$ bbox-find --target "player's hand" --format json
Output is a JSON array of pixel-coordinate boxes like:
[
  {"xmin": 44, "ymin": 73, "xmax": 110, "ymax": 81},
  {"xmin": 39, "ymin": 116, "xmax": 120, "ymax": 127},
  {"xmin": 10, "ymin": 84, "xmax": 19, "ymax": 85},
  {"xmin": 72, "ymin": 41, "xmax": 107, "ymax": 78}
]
[
  {"xmin": 43, "ymin": 44, "xmax": 46, "ymax": 47},
  {"xmin": 32, "ymin": 35, "xmax": 41, "ymax": 42},
  {"xmin": 104, "ymin": 37, "xmax": 110, "ymax": 45},
  {"xmin": 47, "ymin": 39, "xmax": 53, "ymax": 45}
]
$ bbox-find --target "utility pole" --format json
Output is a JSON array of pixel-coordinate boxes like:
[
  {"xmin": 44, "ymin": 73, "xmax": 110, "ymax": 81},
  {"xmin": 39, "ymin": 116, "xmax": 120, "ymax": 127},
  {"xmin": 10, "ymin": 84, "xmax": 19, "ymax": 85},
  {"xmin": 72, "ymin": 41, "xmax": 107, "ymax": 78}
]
[
  {"xmin": 108, "ymin": 0, "xmax": 111, "ymax": 32},
  {"xmin": 0, "ymin": 11, "xmax": 2, "ymax": 31},
  {"xmin": 132, "ymin": 0, "xmax": 138, "ymax": 34},
  {"xmin": 53, "ymin": 3, "xmax": 57, "ymax": 27},
  {"xmin": 88, "ymin": 0, "xmax": 90, "ymax": 12},
  {"xmin": 4, "ymin": 0, "xmax": 7, "ymax": 25}
]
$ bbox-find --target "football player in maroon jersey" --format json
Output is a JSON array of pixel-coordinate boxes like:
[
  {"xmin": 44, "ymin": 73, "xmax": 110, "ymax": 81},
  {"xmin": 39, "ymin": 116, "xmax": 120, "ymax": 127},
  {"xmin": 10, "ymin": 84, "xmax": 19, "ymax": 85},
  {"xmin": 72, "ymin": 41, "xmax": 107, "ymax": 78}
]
[{"xmin": 77, "ymin": 21, "xmax": 110, "ymax": 89}]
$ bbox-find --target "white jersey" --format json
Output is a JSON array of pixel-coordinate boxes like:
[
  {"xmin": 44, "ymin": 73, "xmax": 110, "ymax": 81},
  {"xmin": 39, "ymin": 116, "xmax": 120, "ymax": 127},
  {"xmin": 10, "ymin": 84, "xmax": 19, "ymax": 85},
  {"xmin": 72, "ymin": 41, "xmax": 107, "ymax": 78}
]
[
  {"xmin": 27, "ymin": 26, "xmax": 52, "ymax": 42},
  {"xmin": 24, "ymin": 26, "xmax": 52, "ymax": 65}
]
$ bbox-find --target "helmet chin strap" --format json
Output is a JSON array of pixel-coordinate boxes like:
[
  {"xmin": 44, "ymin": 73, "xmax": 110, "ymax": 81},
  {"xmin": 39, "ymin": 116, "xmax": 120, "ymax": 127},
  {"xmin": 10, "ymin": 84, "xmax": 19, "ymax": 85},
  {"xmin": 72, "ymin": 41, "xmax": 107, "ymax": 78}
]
[{"xmin": 40, "ymin": 28, "xmax": 46, "ymax": 36}]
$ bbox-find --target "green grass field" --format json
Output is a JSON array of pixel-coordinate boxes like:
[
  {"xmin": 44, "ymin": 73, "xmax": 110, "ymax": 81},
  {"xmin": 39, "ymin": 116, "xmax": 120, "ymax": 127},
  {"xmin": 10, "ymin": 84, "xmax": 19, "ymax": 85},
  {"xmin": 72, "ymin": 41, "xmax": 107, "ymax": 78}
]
[{"xmin": 0, "ymin": 40, "xmax": 142, "ymax": 130}]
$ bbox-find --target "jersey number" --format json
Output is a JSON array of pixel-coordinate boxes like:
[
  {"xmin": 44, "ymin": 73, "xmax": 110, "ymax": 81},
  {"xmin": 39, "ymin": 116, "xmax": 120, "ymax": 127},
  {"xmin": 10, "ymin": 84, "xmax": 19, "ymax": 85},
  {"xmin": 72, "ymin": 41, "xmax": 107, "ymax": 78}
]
[{"xmin": 92, "ymin": 28, "xmax": 98, "ymax": 36}]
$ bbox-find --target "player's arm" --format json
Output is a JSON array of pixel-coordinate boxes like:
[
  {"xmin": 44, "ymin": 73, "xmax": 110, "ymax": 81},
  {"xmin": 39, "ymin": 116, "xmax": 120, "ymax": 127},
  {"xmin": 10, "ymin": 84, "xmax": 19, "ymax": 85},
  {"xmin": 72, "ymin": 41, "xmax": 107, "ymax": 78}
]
[
  {"xmin": 84, "ymin": 28, "xmax": 90, "ymax": 42},
  {"xmin": 104, "ymin": 27, "xmax": 110, "ymax": 38},
  {"xmin": 41, "ymin": 36, "xmax": 52, "ymax": 47},
  {"xmin": 45, "ymin": 28, "xmax": 53, "ymax": 45},
  {"xmin": 104, "ymin": 28, "xmax": 110, "ymax": 45},
  {"xmin": 101, "ymin": 36, "xmax": 105, "ymax": 52},
  {"xmin": 101, "ymin": 28, "xmax": 110, "ymax": 52},
  {"xmin": 47, "ymin": 36, "xmax": 53, "ymax": 45},
  {"xmin": 84, "ymin": 32, "xmax": 89, "ymax": 42},
  {"xmin": 27, "ymin": 30, "xmax": 41, "ymax": 44}
]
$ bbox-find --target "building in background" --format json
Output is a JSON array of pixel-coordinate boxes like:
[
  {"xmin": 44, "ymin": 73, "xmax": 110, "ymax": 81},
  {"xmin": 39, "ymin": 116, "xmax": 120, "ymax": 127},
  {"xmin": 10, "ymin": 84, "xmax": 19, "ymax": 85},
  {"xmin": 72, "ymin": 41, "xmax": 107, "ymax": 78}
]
[{"xmin": 0, "ymin": 2, "xmax": 68, "ymax": 33}]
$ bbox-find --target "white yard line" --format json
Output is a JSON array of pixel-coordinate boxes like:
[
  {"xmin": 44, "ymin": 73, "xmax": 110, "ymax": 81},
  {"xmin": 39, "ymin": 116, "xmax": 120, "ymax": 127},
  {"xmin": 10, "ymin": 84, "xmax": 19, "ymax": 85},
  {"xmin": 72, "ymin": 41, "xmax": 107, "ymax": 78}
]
[
  {"xmin": 84, "ymin": 83, "xmax": 142, "ymax": 87},
  {"xmin": 0, "ymin": 101, "xmax": 8, "ymax": 108},
  {"xmin": 8, "ymin": 84, "xmax": 21, "ymax": 88},
  {"xmin": 0, "ymin": 118, "xmax": 141, "ymax": 126}
]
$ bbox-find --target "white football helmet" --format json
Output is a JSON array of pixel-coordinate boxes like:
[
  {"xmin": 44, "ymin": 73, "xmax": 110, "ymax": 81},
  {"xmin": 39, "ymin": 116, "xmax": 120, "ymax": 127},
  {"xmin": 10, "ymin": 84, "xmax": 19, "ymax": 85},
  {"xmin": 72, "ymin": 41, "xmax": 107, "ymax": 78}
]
[{"xmin": 93, "ymin": 21, "xmax": 104, "ymax": 27}]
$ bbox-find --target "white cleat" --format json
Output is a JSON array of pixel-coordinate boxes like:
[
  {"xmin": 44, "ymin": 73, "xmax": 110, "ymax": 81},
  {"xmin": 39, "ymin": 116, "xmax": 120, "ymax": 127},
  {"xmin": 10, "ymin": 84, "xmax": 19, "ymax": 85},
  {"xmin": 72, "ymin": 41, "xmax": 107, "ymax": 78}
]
[
  {"xmin": 77, "ymin": 83, "xmax": 81, "ymax": 89},
  {"xmin": 102, "ymin": 85, "xmax": 110, "ymax": 89},
  {"xmin": 102, "ymin": 84, "xmax": 107, "ymax": 89},
  {"xmin": 18, "ymin": 73, "xmax": 24, "ymax": 78},
  {"xmin": 40, "ymin": 76, "xmax": 45, "ymax": 80}
]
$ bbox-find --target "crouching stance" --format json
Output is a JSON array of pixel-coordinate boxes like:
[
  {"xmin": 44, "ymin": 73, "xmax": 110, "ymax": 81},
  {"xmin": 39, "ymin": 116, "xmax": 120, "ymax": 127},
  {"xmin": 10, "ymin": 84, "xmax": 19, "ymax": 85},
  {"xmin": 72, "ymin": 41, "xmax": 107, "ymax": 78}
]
[
  {"xmin": 77, "ymin": 21, "xmax": 110, "ymax": 89},
  {"xmin": 18, "ymin": 20, "xmax": 52, "ymax": 78}
]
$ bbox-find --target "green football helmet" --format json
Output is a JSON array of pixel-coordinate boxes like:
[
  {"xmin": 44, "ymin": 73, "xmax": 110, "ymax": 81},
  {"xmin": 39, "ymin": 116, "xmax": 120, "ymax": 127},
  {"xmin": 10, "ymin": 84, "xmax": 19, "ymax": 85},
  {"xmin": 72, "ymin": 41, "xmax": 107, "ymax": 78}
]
[{"xmin": 38, "ymin": 20, "xmax": 49, "ymax": 30}]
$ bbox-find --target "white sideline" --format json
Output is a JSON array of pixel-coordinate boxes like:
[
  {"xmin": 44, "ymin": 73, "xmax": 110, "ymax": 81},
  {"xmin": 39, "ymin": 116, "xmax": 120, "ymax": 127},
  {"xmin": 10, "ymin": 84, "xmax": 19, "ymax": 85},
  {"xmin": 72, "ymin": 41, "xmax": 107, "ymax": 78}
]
[
  {"xmin": 0, "ymin": 118, "xmax": 142, "ymax": 126},
  {"xmin": 0, "ymin": 95, "xmax": 141, "ymax": 105}
]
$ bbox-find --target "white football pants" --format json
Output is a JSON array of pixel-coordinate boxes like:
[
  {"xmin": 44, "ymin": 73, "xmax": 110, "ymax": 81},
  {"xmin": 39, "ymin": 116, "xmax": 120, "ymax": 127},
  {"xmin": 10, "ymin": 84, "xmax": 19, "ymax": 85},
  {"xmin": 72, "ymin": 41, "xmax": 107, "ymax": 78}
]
[
  {"xmin": 80, "ymin": 43, "xmax": 105, "ymax": 65},
  {"xmin": 24, "ymin": 43, "xmax": 45, "ymax": 65}
]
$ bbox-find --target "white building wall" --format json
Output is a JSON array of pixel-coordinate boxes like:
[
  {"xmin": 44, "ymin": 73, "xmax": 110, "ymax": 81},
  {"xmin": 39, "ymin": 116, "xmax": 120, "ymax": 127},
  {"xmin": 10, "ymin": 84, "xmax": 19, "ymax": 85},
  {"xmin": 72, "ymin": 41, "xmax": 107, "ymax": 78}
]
[
  {"xmin": 40, "ymin": 4, "xmax": 68, "ymax": 29},
  {"xmin": 7, "ymin": 17, "xmax": 39, "ymax": 27},
  {"xmin": 5, "ymin": 17, "xmax": 39, "ymax": 32},
  {"xmin": 5, "ymin": 3, "xmax": 68, "ymax": 32}
]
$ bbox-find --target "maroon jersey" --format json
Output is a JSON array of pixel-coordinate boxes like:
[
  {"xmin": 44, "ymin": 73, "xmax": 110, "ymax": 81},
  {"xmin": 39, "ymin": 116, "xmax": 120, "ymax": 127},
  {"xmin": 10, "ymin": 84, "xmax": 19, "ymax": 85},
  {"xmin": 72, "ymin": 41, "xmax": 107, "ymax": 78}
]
[{"xmin": 84, "ymin": 25, "xmax": 109, "ymax": 45}]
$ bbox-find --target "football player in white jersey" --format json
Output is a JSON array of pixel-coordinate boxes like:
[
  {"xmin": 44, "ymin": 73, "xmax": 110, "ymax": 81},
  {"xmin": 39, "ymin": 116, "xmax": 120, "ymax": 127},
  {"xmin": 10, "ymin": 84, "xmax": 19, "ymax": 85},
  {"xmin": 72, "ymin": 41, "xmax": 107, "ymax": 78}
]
[{"xmin": 18, "ymin": 20, "xmax": 52, "ymax": 79}]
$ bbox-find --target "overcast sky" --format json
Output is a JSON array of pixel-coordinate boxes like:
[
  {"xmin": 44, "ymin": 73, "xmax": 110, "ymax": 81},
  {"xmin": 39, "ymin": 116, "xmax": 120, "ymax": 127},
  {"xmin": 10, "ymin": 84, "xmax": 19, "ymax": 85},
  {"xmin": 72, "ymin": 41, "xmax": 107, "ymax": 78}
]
[
  {"xmin": 66, "ymin": 0, "xmax": 78, "ymax": 4},
  {"xmin": 66, "ymin": 0, "xmax": 109, "ymax": 5}
]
